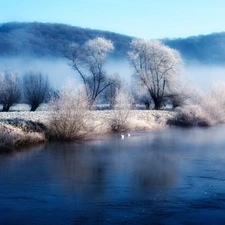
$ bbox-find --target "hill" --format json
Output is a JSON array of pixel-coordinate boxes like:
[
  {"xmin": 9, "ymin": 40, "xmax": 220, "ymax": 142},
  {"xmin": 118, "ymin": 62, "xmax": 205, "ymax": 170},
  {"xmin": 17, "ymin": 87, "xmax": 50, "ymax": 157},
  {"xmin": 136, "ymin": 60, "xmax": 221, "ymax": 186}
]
[
  {"xmin": 0, "ymin": 22, "xmax": 225, "ymax": 64},
  {"xmin": 0, "ymin": 22, "xmax": 132, "ymax": 59},
  {"xmin": 164, "ymin": 33, "xmax": 225, "ymax": 64}
]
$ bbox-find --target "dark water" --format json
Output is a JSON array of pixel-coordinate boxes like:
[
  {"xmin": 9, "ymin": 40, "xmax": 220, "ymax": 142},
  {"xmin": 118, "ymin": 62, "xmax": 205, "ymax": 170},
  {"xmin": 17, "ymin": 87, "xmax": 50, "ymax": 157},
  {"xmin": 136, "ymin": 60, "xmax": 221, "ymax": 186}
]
[{"xmin": 1, "ymin": 126, "xmax": 225, "ymax": 224}]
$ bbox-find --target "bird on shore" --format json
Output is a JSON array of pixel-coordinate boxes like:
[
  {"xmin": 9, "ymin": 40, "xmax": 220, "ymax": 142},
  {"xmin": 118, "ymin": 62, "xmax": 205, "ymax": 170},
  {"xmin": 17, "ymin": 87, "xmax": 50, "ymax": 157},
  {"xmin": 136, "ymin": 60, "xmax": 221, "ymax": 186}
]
[{"xmin": 121, "ymin": 134, "xmax": 124, "ymax": 139}]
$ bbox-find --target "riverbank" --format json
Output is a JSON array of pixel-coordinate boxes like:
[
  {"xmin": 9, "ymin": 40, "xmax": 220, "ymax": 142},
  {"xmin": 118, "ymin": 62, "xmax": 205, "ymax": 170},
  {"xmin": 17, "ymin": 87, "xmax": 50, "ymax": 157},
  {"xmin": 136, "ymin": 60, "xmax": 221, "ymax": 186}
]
[{"xmin": 0, "ymin": 106, "xmax": 176, "ymax": 152}]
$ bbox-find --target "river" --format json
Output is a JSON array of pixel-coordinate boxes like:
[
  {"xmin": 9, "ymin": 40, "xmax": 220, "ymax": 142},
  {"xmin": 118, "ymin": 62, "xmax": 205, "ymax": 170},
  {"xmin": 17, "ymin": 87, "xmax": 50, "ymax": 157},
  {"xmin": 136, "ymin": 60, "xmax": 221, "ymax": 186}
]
[{"xmin": 1, "ymin": 126, "xmax": 225, "ymax": 224}]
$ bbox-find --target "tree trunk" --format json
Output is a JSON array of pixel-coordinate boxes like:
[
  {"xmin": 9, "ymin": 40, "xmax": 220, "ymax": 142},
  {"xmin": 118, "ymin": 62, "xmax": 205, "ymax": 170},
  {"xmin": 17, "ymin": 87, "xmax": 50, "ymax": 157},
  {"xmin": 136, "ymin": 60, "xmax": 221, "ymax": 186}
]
[
  {"xmin": 2, "ymin": 103, "xmax": 11, "ymax": 112},
  {"xmin": 154, "ymin": 102, "xmax": 161, "ymax": 110},
  {"xmin": 88, "ymin": 98, "xmax": 95, "ymax": 110},
  {"xmin": 145, "ymin": 102, "xmax": 150, "ymax": 110},
  {"xmin": 30, "ymin": 104, "xmax": 39, "ymax": 111},
  {"xmin": 152, "ymin": 97, "xmax": 162, "ymax": 110}
]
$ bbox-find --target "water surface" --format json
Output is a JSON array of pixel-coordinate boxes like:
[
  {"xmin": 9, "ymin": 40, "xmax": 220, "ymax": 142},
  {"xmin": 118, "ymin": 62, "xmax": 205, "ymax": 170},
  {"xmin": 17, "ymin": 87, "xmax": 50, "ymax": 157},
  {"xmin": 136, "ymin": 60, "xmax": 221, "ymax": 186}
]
[{"xmin": 1, "ymin": 126, "xmax": 225, "ymax": 224}]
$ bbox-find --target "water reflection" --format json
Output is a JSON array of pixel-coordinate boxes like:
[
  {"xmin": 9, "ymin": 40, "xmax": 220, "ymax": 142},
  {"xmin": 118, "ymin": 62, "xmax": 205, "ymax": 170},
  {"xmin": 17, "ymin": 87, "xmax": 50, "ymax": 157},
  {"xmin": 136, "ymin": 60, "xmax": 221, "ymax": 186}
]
[
  {"xmin": 1, "ymin": 126, "xmax": 225, "ymax": 224},
  {"xmin": 48, "ymin": 132, "xmax": 180, "ymax": 198}
]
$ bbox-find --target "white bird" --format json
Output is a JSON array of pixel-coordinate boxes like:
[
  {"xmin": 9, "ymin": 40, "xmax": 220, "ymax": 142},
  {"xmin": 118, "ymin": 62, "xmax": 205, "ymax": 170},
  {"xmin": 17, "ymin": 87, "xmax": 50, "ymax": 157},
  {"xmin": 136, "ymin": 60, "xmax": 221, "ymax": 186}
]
[
  {"xmin": 121, "ymin": 134, "xmax": 124, "ymax": 139},
  {"xmin": 127, "ymin": 133, "xmax": 131, "ymax": 137}
]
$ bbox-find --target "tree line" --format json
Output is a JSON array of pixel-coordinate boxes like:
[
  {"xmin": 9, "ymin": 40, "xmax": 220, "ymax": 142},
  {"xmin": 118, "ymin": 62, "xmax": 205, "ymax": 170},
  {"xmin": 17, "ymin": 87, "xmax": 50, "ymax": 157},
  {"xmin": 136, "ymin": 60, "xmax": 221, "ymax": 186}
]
[
  {"xmin": 0, "ymin": 36, "xmax": 190, "ymax": 112},
  {"xmin": 62, "ymin": 37, "xmax": 188, "ymax": 110},
  {"xmin": 2, "ymin": 36, "xmax": 225, "ymax": 141},
  {"xmin": 0, "ymin": 71, "xmax": 50, "ymax": 112}
]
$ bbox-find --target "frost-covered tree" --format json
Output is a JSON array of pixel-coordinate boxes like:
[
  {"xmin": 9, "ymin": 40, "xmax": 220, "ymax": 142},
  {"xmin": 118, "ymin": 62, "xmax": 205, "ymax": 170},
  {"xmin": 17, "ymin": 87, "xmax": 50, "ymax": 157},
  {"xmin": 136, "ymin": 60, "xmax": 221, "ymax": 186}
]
[
  {"xmin": 0, "ymin": 71, "xmax": 21, "ymax": 112},
  {"xmin": 128, "ymin": 39, "xmax": 182, "ymax": 110},
  {"xmin": 23, "ymin": 71, "xmax": 50, "ymax": 111},
  {"xmin": 63, "ymin": 37, "xmax": 114, "ymax": 108}
]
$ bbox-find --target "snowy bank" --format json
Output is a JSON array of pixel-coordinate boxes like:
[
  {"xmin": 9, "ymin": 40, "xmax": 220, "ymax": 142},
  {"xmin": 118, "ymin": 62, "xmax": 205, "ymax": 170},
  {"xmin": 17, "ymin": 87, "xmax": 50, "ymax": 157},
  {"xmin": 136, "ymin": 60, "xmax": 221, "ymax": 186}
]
[{"xmin": 0, "ymin": 107, "xmax": 175, "ymax": 151}]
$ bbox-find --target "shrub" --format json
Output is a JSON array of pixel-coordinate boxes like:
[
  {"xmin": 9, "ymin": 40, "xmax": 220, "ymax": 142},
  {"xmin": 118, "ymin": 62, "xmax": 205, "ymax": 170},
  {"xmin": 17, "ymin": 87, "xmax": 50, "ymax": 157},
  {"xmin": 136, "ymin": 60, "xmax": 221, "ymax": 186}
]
[
  {"xmin": 1, "ymin": 118, "xmax": 47, "ymax": 132},
  {"xmin": 110, "ymin": 88, "xmax": 134, "ymax": 132},
  {"xmin": 49, "ymin": 81, "xmax": 91, "ymax": 141},
  {"xmin": 0, "ymin": 123, "xmax": 46, "ymax": 151},
  {"xmin": 171, "ymin": 82, "xmax": 225, "ymax": 127},
  {"xmin": 172, "ymin": 105, "xmax": 210, "ymax": 127},
  {"xmin": 201, "ymin": 82, "xmax": 225, "ymax": 125}
]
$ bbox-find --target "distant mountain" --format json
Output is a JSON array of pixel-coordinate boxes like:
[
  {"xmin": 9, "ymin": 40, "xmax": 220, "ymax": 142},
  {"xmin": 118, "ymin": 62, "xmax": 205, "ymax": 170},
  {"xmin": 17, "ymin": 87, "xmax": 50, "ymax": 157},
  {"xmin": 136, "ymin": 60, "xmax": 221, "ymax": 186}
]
[
  {"xmin": 0, "ymin": 22, "xmax": 225, "ymax": 64},
  {"xmin": 163, "ymin": 33, "xmax": 225, "ymax": 64},
  {"xmin": 0, "ymin": 22, "xmax": 132, "ymax": 58}
]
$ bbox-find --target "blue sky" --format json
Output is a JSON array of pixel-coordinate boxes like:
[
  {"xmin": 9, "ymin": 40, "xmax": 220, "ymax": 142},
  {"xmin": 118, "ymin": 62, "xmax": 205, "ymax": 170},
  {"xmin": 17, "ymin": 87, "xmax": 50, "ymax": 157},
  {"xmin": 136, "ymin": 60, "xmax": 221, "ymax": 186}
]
[{"xmin": 0, "ymin": 0, "xmax": 225, "ymax": 39}]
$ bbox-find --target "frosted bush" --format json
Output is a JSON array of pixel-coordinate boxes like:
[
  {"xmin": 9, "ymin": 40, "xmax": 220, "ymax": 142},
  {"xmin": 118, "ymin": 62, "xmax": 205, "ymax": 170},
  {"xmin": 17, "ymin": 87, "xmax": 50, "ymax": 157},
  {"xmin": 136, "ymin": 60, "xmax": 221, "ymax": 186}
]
[
  {"xmin": 201, "ymin": 82, "xmax": 225, "ymax": 124},
  {"xmin": 110, "ymin": 88, "xmax": 134, "ymax": 132},
  {"xmin": 173, "ymin": 82, "xmax": 225, "ymax": 127},
  {"xmin": 0, "ymin": 123, "xmax": 46, "ymax": 151},
  {"xmin": 174, "ymin": 105, "xmax": 210, "ymax": 126},
  {"xmin": 49, "ymin": 81, "xmax": 91, "ymax": 141}
]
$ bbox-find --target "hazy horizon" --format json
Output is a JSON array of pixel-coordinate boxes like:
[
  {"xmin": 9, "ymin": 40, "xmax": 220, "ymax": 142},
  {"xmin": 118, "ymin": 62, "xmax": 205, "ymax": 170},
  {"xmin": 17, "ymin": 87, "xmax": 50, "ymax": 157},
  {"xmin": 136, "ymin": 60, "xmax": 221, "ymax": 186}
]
[{"xmin": 0, "ymin": 56, "xmax": 225, "ymax": 91}]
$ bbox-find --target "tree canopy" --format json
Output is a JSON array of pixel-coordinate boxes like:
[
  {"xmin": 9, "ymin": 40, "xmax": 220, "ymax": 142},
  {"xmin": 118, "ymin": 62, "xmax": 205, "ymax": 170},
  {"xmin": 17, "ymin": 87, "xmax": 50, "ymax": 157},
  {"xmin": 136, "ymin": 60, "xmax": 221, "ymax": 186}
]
[
  {"xmin": 63, "ymin": 37, "xmax": 116, "ymax": 107},
  {"xmin": 128, "ymin": 39, "xmax": 182, "ymax": 109}
]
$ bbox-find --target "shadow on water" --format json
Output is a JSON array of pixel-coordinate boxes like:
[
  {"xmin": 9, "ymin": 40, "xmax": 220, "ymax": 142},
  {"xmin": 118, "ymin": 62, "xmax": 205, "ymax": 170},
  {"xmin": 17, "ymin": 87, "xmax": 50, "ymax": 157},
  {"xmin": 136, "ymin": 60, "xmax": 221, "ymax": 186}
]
[{"xmin": 1, "ymin": 126, "xmax": 225, "ymax": 224}]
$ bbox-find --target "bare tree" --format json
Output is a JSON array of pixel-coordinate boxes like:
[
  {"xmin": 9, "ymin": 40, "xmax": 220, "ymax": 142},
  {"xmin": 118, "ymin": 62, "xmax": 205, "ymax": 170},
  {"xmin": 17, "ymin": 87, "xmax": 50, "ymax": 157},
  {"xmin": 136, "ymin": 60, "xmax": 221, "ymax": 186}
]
[
  {"xmin": 0, "ymin": 71, "xmax": 21, "ymax": 112},
  {"xmin": 63, "ymin": 37, "xmax": 114, "ymax": 108},
  {"xmin": 23, "ymin": 71, "xmax": 50, "ymax": 111},
  {"xmin": 128, "ymin": 39, "xmax": 182, "ymax": 110}
]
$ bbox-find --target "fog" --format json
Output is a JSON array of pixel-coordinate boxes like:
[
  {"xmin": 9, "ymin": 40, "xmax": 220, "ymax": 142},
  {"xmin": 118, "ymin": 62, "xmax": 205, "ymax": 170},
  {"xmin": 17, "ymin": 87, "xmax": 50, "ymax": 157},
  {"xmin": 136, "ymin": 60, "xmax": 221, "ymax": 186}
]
[
  {"xmin": 185, "ymin": 64, "xmax": 225, "ymax": 90},
  {"xmin": 0, "ymin": 56, "xmax": 225, "ymax": 91},
  {"xmin": 0, "ymin": 57, "xmax": 134, "ymax": 89},
  {"xmin": 105, "ymin": 58, "xmax": 133, "ymax": 83},
  {"xmin": 0, "ymin": 57, "xmax": 78, "ymax": 89}
]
